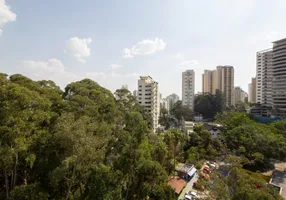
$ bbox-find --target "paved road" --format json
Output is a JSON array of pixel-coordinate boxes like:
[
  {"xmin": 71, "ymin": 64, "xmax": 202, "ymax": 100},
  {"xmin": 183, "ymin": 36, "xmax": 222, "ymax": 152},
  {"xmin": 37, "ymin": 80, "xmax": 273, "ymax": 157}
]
[{"xmin": 178, "ymin": 173, "xmax": 199, "ymax": 200}]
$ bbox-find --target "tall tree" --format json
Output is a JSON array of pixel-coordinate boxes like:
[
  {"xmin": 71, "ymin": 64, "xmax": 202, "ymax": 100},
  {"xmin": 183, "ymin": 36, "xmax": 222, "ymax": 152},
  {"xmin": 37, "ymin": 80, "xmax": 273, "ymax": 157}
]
[
  {"xmin": 194, "ymin": 90, "xmax": 226, "ymax": 119},
  {"xmin": 170, "ymin": 100, "xmax": 193, "ymax": 121}
]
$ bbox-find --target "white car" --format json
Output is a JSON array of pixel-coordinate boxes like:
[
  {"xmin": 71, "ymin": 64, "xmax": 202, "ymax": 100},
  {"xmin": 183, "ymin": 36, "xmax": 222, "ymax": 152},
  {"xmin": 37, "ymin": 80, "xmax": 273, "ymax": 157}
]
[
  {"xmin": 188, "ymin": 191, "xmax": 200, "ymax": 199},
  {"xmin": 206, "ymin": 161, "xmax": 216, "ymax": 169},
  {"xmin": 184, "ymin": 194, "xmax": 192, "ymax": 200}
]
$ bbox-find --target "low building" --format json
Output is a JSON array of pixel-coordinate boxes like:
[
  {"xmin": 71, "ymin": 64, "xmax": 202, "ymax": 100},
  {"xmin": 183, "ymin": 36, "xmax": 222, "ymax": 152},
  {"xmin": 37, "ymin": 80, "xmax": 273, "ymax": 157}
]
[
  {"xmin": 202, "ymin": 123, "xmax": 223, "ymax": 139},
  {"xmin": 168, "ymin": 176, "xmax": 186, "ymax": 195},
  {"xmin": 175, "ymin": 163, "xmax": 197, "ymax": 181},
  {"xmin": 269, "ymin": 163, "xmax": 286, "ymax": 198},
  {"xmin": 184, "ymin": 121, "xmax": 195, "ymax": 135},
  {"xmin": 194, "ymin": 114, "xmax": 203, "ymax": 122},
  {"xmin": 248, "ymin": 103, "xmax": 271, "ymax": 117}
]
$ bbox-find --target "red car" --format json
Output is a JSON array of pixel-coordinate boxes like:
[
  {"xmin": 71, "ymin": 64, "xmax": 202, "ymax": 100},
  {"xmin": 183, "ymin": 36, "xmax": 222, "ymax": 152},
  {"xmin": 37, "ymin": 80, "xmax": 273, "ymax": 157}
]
[{"xmin": 203, "ymin": 167, "xmax": 211, "ymax": 174}]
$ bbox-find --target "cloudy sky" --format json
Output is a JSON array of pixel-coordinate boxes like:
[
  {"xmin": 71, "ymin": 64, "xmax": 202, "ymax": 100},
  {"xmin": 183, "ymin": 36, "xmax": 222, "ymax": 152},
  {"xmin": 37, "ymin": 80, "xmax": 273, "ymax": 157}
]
[{"xmin": 0, "ymin": 0, "xmax": 286, "ymax": 97}]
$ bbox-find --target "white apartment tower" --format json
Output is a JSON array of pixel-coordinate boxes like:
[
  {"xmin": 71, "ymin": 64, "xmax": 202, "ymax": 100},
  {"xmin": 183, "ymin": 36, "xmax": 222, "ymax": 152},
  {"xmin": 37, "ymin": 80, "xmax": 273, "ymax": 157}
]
[
  {"xmin": 256, "ymin": 48, "xmax": 273, "ymax": 106},
  {"xmin": 273, "ymin": 38, "xmax": 286, "ymax": 117},
  {"xmin": 137, "ymin": 76, "xmax": 160, "ymax": 132},
  {"xmin": 182, "ymin": 70, "xmax": 195, "ymax": 109}
]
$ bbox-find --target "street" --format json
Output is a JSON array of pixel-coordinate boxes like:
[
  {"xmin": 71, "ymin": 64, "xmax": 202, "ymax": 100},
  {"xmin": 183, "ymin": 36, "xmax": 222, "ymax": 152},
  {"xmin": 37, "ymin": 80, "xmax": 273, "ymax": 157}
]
[{"xmin": 178, "ymin": 173, "xmax": 199, "ymax": 200}]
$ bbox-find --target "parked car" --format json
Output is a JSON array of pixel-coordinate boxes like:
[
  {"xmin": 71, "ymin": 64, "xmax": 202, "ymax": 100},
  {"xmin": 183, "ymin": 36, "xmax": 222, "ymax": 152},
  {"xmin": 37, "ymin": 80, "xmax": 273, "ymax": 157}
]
[
  {"xmin": 203, "ymin": 167, "xmax": 211, "ymax": 174},
  {"xmin": 184, "ymin": 194, "xmax": 192, "ymax": 200},
  {"xmin": 188, "ymin": 191, "xmax": 200, "ymax": 199},
  {"xmin": 206, "ymin": 162, "xmax": 216, "ymax": 169}
]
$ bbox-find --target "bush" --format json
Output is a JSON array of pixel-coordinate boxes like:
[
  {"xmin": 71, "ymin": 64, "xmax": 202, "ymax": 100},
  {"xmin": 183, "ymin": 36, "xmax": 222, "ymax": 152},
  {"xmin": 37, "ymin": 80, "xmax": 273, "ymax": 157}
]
[{"xmin": 195, "ymin": 160, "xmax": 204, "ymax": 170}]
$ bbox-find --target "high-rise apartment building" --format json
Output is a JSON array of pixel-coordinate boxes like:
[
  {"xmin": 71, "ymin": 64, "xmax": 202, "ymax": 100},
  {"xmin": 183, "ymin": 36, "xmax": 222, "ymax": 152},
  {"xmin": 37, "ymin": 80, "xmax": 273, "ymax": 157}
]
[
  {"xmin": 202, "ymin": 66, "xmax": 234, "ymax": 106},
  {"xmin": 272, "ymin": 38, "xmax": 286, "ymax": 117},
  {"xmin": 166, "ymin": 93, "xmax": 180, "ymax": 112},
  {"xmin": 202, "ymin": 70, "xmax": 218, "ymax": 94},
  {"xmin": 137, "ymin": 76, "xmax": 160, "ymax": 132},
  {"xmin": 256, "ymin": 49, "xmax": 273, "ymax": 106},
  {"xmin": 248, "ymin": 77, "xmax": 257, "ymax": 103},
  {"xmin": 234, "ymin": 87, "xmax": 247, "ymax": 105},
  {"xmin": 216, "ymin": 66, "xmax": 235, "ymax": 106},
  {"xmin": 182, "ymin": 70, "xmax": 195, "ymax": 109}
]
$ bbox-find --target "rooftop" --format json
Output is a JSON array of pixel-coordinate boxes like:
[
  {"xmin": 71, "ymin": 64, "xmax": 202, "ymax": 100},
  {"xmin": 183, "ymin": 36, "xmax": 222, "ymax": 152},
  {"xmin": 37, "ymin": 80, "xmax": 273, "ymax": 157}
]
[
  {"xmin": 178, "ymin": 163, "xmax": 194, "ymax": 173},
  {"xmin": 272, "ymin": 38, "xmax": 286, "ymax": 44},
  {"xmin": 168, "ymin": 176, "xmax": 187, "ymax": 195},
  {"xmin": 257, "ymin": 48, "xmax": 273, "ymax": 54}
]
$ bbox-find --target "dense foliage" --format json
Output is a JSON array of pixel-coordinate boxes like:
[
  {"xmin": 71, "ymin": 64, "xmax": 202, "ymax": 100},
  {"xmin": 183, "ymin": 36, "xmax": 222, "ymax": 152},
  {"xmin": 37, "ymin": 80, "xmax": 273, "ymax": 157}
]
[
  {"xmin": 194, "ymin": 90, "xmax": 225, "ymax": 119},
  {"xmin": 0, "ymin": 74, "xmax": 176, "ymax": 200},
  {"xmin": 216, "ymin": 112, "xmax": 286, "ymax": 171},
  {"xmin": 1, "ymin": 73, "xmax": 286, "ymax": 200},
  {"xmin": 211, "ymin": 159, "xmax": 284, "ymax": 200}
]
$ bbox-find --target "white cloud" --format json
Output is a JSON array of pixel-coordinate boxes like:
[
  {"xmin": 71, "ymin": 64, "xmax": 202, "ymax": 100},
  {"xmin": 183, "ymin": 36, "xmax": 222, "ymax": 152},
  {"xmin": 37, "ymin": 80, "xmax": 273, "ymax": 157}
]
[
  {"xmin": 177, "ymin": 60, "xmax": 199, "ymax": 69},
  {"xmin": 22, "ymin": 58, "xmax": 81, "ymax": 88},
  {"xmin": 110, "ymin": 64, "xmax": 122, "ymax": 70},
  {"xmin": 123, "ymin": 38, "xmax": 166, "ymax": 58},
  {"xmin": 0, "ymin": 0, "xmax": 16, "ymax": 36},
  {"xmin": 65, "ymin": 37, "xmax": 92, "ymax": 63}
]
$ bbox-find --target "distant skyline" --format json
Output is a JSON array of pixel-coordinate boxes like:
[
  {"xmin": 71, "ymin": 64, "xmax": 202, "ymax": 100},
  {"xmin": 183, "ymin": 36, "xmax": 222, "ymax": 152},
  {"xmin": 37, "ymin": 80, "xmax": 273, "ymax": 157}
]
[{"xmin": 1, "ymin": 0, "xmax": 286, "ymax": 98}]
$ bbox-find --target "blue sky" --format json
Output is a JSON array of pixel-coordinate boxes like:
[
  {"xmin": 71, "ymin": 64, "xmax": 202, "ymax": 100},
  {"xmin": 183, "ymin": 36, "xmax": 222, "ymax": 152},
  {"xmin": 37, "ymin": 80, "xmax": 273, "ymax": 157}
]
[{"xmin": 1, "ymin": 0, "xmax": 286, "ymax": 97}]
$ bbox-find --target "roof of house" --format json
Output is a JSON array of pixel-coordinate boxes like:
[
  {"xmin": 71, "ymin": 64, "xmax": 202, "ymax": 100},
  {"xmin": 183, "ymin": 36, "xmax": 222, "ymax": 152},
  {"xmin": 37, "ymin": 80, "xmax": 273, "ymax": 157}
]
[
  {"xmin": 168, "ymin": 176, "xmax": 187, "ymax": 194},
  {"xmin": 178, "ymin": 163, "xmax": 194, "ymax": 173}
]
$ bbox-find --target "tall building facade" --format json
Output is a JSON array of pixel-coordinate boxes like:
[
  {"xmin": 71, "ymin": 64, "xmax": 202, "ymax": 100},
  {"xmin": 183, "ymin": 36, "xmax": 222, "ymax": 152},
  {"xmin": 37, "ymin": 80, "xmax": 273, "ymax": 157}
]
[
  {"xmin": 248, "ymin": 77, "xmax": 257, "ymax": 103},
  {"xmin": 234, "ymin": 87, "xmax": 242, "ymax": 105},
  {"xmin": 256, "ymin": 49, "xmax": 273, "ymax": 105},
  {"xmin": 166, "ymin": 93, "xmax": 180, "ymax": 112},
  {"xmin": 202, "ymin": 66, "xmax": 234, "ymax": 106},
  {"xmin": 273, "ymin": 38, "xmax": 286, "ymax": 117},
  {"xmin": 234, "ymin": 87, "xmax": 247, "ymax": 105},
  {"xmin": 216, "ymin": 66, "xmax": 235, "ymax": 106},
  {"xmin": 202, "ymin": 70, "xmax": 218, "ymax": 94},
  {"xmin": 182, "ymin": 70, "xmax": 195, "ymax": 109},
  {"xmin": 137, "ymin": 76, "xmax": 160, "ymax": 131}
]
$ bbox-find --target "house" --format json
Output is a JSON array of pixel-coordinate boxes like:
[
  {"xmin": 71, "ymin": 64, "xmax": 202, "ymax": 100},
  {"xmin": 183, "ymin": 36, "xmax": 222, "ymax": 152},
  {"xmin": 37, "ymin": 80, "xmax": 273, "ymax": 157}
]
[
  {"xmin": 202, "ymin": 123, "xmax": 223, "ymax": 139},
  {"xmin": 183, "ymin": 121, "xmax": 195, "ymax": 135},
  {"xmin": 175, "ymin": 163, "xmax": 197, "ymax": 181},
  {"xmin": 167, "ymin": 176, "xmax": 186, "ymax": 195}
]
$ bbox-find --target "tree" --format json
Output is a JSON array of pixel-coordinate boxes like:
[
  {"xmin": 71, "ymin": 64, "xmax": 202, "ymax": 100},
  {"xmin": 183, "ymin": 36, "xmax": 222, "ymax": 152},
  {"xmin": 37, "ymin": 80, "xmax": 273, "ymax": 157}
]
[
  {"xmin": 215, "ymin": 112, "xmax": 253, "ymax": 131},
  {"xmin": 0, "ymin": 75, "xmax": 58, "ymax": 199},
  {"xmin": 235, "ymin": 101, "xmax": 248, "ymax": 112},
  {"xmin": 194, "ymin": 90, "xmax": 226, "ymax": 120},
  {"xmin": 159, "ymin": 108, "xmax": 170, "ymax": 128},
  {"xmin": 224, "ymin": 124, "xmax": 286, "ymax": 170},
  {"xmin": 211, "ymin": 162, "xmax": 283, "ymax": 200},
  {"xmin": 271, "ymin": 119, "xmax": 286, "ymax": 137},
  {"xmin": 170, "ymin": 100, "xmax": 193, "ymax": 121},
  {"xmin": 164, "ymin": 129, "xmax": 184, "ymax": 176},
  {"xmin": 114, "ymin": 88, "xmax": 140, "ymax": 113}
]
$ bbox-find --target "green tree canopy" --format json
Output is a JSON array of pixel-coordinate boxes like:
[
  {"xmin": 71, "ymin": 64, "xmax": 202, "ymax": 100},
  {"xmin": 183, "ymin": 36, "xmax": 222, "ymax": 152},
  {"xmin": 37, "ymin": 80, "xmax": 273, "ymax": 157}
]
[{"xmin": 194, "ymin": 90, "xmax": 226, "ymax": 119}]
